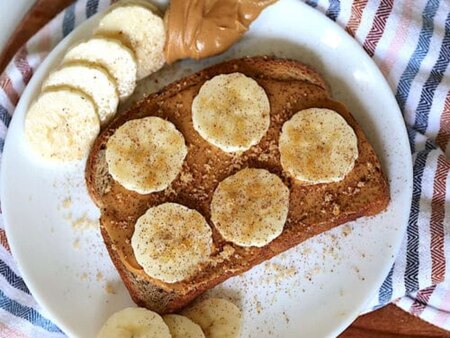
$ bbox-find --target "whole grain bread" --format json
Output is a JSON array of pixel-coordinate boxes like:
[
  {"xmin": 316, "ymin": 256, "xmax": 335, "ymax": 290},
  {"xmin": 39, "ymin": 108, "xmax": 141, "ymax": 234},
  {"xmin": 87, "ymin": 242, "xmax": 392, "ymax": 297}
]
[{"xmin": 86, "ymin": 56, "xmax": 389, "ymax": 313}]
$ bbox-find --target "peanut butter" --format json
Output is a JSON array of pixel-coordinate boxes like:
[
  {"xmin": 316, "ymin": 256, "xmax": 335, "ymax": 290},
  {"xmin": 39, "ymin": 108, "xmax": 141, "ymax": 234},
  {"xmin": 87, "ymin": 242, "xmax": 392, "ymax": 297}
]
[{"xmin": 164, "ymin": 0, "xmax": 277, "ymax": 64}]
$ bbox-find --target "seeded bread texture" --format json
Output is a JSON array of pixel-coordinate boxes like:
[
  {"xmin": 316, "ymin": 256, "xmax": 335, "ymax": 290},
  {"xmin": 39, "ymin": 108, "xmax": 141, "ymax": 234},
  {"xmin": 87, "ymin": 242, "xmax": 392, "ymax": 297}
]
[{"xmin": 86, "ymin": 56, "xmax": 390, "ymax": 313}]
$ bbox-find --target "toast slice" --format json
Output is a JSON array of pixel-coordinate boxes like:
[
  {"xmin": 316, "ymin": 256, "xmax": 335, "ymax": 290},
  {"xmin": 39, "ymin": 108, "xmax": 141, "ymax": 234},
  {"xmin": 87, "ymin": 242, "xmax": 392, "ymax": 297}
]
[{"xmin": 86, "ymin": 56, "xmax": 389, "ymax": 313}]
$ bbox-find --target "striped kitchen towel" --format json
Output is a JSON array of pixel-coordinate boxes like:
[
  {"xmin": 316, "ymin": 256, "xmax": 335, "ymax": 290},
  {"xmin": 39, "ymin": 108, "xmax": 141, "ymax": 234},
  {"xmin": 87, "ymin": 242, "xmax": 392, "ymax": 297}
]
[{"xmin": 0, "ymin": 0, "xmax": 449, "ymax": 336}]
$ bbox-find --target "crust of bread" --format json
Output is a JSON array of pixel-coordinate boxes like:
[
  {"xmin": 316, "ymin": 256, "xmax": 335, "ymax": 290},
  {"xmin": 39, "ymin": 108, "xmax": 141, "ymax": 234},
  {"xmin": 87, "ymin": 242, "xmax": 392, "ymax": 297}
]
[{"xmin": 86, "ymin": 56, "xmax": 389, "ymax": 313}]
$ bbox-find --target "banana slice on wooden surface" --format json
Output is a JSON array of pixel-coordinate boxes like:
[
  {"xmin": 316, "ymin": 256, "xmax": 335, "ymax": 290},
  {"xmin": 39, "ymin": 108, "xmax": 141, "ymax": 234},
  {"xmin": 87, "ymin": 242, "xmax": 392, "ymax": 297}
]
[
  {"xmin": 211, "ymin": 168, "xmax": 289, "ymax": 247},
  {"xmin": 279, "ymin": 108, "xmax": 358, "ymax": 184},
  {"xmin": 192, "ymin": 73, "xmax": 270, "ymax": 153},
  {"xmin": 24, "ymin": 88, "xmax": 99, "ymax": 162},
  {"xmin": 97, "ymin": 307, "xmax": 171, "ymax": 338},
  {"xmin": 42, "ymin": 63, "xmax": 118, "ymax": 124},
  {"xmin": 163, "ymin": 314, "xmax": 205, "ymax": 338},
  {"xmin": 95, "ymin": 4, "xmax": 165, "ymax": 80},
  {"xmin": 182, "ymin": 298, "xmax": 242, "ymax": 338},
  {"xmin": 131, "ymin": 203, "xmax": 213, "ymax": 283},
  {"xmin": 63, "ymin": 37, "xmax": 137, "ymax": 100}
]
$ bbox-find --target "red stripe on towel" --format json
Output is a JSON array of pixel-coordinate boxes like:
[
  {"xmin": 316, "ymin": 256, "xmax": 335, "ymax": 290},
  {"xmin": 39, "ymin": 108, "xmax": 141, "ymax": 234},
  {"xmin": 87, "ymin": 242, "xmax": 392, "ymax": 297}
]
[
  {"xmin": 363, "ymin": 0, "xmax": 394, "ymax": 57},
  {"xmin": 430, "ymin": 155, "xmax": 449, "ymax": 284}
]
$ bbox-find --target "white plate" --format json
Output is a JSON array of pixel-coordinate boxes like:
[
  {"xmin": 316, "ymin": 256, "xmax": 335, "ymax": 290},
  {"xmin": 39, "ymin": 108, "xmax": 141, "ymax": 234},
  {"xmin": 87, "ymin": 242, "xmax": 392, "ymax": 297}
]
[{"xmin": 1, "ymin": 1, "xmax": 413, "ymax": 337}]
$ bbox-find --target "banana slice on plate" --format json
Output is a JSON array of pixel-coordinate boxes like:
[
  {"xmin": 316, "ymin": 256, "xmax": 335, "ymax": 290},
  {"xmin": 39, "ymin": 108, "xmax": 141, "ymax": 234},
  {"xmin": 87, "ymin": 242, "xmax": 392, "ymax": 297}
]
[
  {"xmin": 95, "ymin": 4, "xmax": 165, "ymax": 80},
  {"xmin": 63, "ymin": 37, "xmax": 137, "ymax": 100},
  {"xmin": 105, "ymin": 116, "xmax": 187, "ymax": 194},
  {"xmin": 42, "ymin": 63, "xmax": 119, "ymax": 124},
  {"xmin": 182, "ymin": 298, "xmax": 242, "ymax": 338},
  {"xmin": 24, "ymin": 88, "xmax": 100, "ymax": 162},
  {"xmin": 279, "ymin": 108, "xmax": 358, "ymax": 184},
  {"xmin": 110, "ymin": 0, "xmax": 161, "ymax": 14},
  {"xmin": 163, "ymin": 314, "xmax": 205, "ymax": 338},
  {"xmin": 192, "ymin": 73, "xmax": 270, "ymax": 152},
  {"xmin": 97, "ymin": 307, "xmax": 171, "ymax": 338},
  {"xmin": 211, "ymin": 168, "xmax": 289, "ymax": 247},
  {"xmin": 131, "ymin": 203, "xmax": 213, "ymax": 283}
]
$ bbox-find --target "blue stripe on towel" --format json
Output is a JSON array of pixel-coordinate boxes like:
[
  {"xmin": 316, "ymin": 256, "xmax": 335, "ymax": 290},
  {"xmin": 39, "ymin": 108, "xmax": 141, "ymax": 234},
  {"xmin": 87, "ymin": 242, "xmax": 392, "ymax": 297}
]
[
  {"xmin": 414, "ymin": 11, "xmax": 450, "ymax": 133},
  {"xmin": 395, "ymin": 0, "xmax": 440, "ymax": 112},
  {"xmin": 0, "ymin": 289, "xmax": 62, "ymax": 333}
]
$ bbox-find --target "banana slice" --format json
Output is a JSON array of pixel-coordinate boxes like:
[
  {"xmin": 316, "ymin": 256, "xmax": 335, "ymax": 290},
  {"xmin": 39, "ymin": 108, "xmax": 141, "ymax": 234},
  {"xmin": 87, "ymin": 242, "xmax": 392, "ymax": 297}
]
[
  {"xmin": 95, "ymin": 5, "xmax": 165, "ymax": 80},
  {"xmin": 279, "ymin": 108, "xmax": 358, "ymax": 184},
  {"xmin": 182, "ymin": 298, "xmax": 242, "ymax": 338},
  {"xmin": 110, "ymin": 0, "xmax": 161, "ymax": 14},
  {"xmin": 25, "ymin": 89, "xmax": 100, "ymax": 162},
  {"xmin": 42, "ymin": 63, "xmax": 118, "ymax": 124},
  {"xmin": 192, "ymin": 73, "xmax": 270, "ymax": 153},
  {"xmin": 97, "ymin": 307, "xmax": 171, "ymax": 338},
  {"xmin": 63, "ymin": 37, "xmax": 137, "ymax": 100},
  {"xmin": 131, "ymin": 203, "xmax": 213, "ymax": 283},
  {"xmin": 105, "ymin": 116, "xmax": 187, "ymax": 194},
  {"xmin": 163, "ymin": 314, "xmax": 205, "ymax": 338},
  {"xmin": 211, "ymin": 168, "xmax": 289, "ymax": 247}
]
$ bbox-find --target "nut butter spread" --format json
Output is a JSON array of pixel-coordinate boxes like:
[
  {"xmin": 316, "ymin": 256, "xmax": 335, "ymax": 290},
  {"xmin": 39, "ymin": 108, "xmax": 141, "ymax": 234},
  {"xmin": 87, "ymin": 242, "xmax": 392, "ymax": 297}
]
[
  {"xmin": 101, "ymin": 58, "xmax": 386, "ymax": 293},
  {"xmin": 164, "ymin": 0, "xmax": 277, "ymax": 64}
]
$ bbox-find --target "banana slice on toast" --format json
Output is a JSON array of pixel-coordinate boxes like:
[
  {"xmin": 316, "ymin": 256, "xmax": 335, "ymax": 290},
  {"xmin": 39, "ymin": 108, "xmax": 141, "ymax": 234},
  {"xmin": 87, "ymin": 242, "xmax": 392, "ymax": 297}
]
[
  {"xmin": 211, "ymin": 168, "xmax": 289, "ymax": 247},
  {"xmin": 279, "ymin": 108, "xmax": 358, "ymax": 184},
  {"xmin": 192, "ymin": 73, "xmax": 270, "ymax": 152},
  {"xmin": 131, "ymin": 203, "xmax": 213, "ymax": 283},
  {"xmin": 105, "ymin": 116, "xmax": 187, "ymax": 194}
]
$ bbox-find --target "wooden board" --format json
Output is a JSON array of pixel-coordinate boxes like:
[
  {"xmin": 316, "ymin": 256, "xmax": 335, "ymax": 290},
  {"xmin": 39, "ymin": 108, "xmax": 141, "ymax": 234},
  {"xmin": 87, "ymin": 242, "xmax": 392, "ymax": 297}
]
[
  {"xmin": 0, "ymin": 1, "xmax": 449, "ymax": 337},
  {"xmin": 341, "ymin": 304, "xmax": 450, "ymax": 337}
]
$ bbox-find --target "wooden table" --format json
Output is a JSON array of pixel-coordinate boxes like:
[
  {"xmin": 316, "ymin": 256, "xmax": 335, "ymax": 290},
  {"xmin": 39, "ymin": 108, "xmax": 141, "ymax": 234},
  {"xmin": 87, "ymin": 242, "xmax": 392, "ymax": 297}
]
[{"xmin": 1, "ymin": 1, "xmax": 449, "ymax": 337}]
